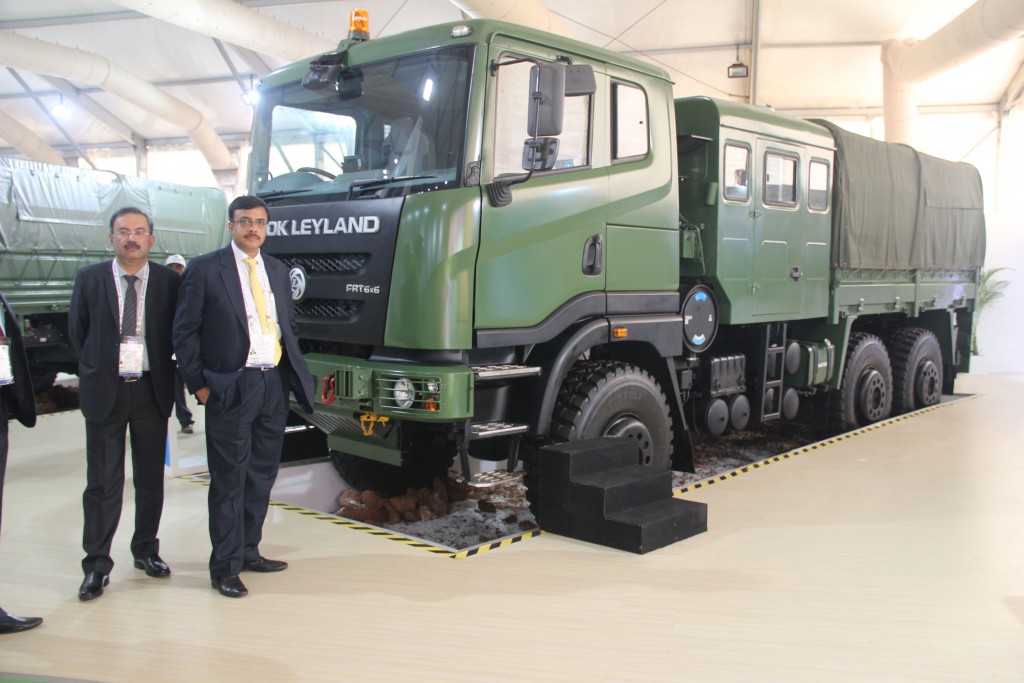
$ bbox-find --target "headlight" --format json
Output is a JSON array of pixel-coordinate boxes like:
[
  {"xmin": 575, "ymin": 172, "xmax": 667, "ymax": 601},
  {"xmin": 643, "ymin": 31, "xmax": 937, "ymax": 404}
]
[
  {"xmin": 393, "ymin": 378, "xmax": 415, "ymax": 408},
  {"xmin": 425, "ymin": 380, "xmax": 440, "ymax": 393}
]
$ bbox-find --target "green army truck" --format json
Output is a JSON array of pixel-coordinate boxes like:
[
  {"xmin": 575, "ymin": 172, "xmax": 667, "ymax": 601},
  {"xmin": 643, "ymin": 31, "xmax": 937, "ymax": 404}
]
[
  {"xmin": 248, "ymin": 16, "xmax": 984, "ymax": 507},
  {"xmin": 0, "ymin": 156, "xmax": 227, "ymax": 392}
]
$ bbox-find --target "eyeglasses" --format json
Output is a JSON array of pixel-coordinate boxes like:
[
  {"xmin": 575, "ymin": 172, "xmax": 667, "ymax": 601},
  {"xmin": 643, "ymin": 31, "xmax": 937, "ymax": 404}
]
[
  {"xmin": 114, "ymin": 228, "xmax": 151, "ymax": 239},
  {"xmin": 233, "ymin": 217, "xmax": 268, "ymax": 228}
]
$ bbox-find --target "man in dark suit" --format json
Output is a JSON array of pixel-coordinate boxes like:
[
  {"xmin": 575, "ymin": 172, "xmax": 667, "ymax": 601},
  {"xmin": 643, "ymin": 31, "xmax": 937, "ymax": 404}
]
[
  {"xmin": 173, "ymin": 195, "xmax": 313, "ymax": 599},
  {"xmin": 69, "ymin": 207, "xmax": 180, "ymax": 601},
  {"xmin": 0, "ymin": 289, "xmax": 41, "ymax": 633}
]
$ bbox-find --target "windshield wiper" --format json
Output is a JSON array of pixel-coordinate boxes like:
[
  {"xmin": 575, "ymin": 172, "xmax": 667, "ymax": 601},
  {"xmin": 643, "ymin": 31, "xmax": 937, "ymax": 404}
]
[
  {"xmin": 255, "ymin": 188, "xmax": 314, "ymax": 199},
  {"xmin": 348, "ymin": 175, "xmax": 437, "ymax": 198}
]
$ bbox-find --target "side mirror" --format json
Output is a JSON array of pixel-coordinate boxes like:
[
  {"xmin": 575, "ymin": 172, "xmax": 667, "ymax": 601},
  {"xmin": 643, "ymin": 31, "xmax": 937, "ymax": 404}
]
[
  {"xmin": 528, "ymin": 63, "xmax": 565, "ymax": 137},
  {"xmin": 522, "ymin": 137, "xmax": 560, "ymax": 171},
  {"xmin": 565, "ymin": 64, "xmax": 596, "ymax": 97}
]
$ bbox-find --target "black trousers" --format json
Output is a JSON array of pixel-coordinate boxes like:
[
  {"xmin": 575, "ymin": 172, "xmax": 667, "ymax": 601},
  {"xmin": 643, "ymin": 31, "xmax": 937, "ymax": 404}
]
[
  {"xmin": 82, "ymin": 375, "xmax": 167, "ymax": 574},
  {"xmin": 204, "ymin": 367, "xmax": 287, "ymax": 577}
]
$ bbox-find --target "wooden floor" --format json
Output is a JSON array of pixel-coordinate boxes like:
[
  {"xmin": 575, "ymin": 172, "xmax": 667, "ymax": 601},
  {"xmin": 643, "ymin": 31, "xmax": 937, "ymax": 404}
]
[{"xmin": 1, "ymin": 373, "xmax": 1022, "ymax": 682}]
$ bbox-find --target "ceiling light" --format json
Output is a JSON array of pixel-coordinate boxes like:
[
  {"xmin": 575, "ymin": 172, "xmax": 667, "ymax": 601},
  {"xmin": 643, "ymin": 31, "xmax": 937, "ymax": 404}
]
[
  {"xmin": 242, "ymin": 90, "xmax": 260, "ymax": 106},
  {"xmin": 727, "ymin": 46, "xmax": 748, "ymax": 79},
  {"xmin": 51, "ymin": 96, "xmax": 71, "ymax": 119}
]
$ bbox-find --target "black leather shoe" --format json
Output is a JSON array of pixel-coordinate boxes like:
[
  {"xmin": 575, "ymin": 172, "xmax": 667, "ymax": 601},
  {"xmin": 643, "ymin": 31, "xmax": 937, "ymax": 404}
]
[
  {"xmin": 78, "ymin": 572, "xmax": 109, "ymax": 601},
  {"xmin": 133, "ymin": 554, "xmax": 171, "ymax": 577},
  {"xmin": 0, "ymin": 608, "xmax": 42, "ymax": 634},
  {"xmin": 242, "ymin": 556, "xmax": 288, "ymax": 573},
  {"xmin": 211, "ymin": 575, "xmax": 248, "ymax": 598}
]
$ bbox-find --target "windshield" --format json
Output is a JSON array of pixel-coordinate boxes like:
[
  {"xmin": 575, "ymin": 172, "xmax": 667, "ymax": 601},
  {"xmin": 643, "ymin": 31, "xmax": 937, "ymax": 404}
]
[{"xmin": 251, "ymin": 45, "xmax": 473, "ymax": 201}]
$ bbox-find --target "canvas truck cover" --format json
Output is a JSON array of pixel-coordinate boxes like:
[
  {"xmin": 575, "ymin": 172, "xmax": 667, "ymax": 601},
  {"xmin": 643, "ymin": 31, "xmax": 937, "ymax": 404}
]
[
  {"xmin": 812, "ymin": 120, "xmax": 986, "ymax": 271},
  {"xmin": 0, "ymin": 156, "xmax": 227, "ymax": 311}
]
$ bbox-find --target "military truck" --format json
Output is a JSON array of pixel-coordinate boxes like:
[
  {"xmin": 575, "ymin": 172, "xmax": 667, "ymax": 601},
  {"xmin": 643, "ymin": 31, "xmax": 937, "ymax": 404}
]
[
  {"xmin": 247, "ymin": 15, "xmax": 985, "ymax": 506},
  {"xmin": 0, "ymin": 156, "xmax": 227, "ymax": 392}
]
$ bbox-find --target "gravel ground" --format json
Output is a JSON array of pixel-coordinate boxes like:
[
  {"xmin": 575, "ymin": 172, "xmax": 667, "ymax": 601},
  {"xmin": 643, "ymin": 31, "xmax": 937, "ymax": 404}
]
[{"xmin": 373, "ymin": 423, "xmax": 817, "ymax": 551}]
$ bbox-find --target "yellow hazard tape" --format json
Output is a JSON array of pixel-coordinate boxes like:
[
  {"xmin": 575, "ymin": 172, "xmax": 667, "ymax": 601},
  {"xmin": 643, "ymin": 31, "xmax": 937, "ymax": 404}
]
[
  {"xmin": 180, "ymin": 474, "xmax": 540, "ymax": 559},
  {"xmin": 673, "ymin": 394, "xmax": 976, "ymax": 495}
]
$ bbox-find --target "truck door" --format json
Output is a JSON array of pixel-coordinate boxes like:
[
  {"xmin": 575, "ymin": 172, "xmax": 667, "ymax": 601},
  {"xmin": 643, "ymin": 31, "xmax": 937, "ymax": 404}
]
[
  {"xmin": 474, "ymin": 44, "xmax": 608, "ymax": 332},
  {"xmin": 752, "ymin": 139, "xmax": 803, "ymax": 317}
]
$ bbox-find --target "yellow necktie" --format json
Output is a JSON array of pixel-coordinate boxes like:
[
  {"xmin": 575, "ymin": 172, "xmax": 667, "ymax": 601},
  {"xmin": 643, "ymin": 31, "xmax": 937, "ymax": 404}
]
[{"xmin": 244, "ymin": 257, "xmax": 281, "ymax": 365}]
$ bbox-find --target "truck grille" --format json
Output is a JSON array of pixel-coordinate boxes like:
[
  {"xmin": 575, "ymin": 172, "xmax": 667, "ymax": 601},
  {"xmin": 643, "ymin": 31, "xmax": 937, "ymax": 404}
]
[
  {"xmin": 278, "ymin": 254, "xmax": 369, "ymax": 274},
  {"xmin": 295, "ymin": 298, "xmax": 362, "ymax": 320}
]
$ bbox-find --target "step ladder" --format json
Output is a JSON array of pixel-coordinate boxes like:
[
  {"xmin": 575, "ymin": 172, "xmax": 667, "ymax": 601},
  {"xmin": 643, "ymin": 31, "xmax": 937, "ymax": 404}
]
[{"xmin": 539, "ymin": 436, "xmax": 707, "ymax": 554}]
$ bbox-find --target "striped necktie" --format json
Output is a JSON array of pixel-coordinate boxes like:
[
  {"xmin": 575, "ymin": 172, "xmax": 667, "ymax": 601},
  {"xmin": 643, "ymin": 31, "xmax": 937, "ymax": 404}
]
[{"xmin": 121, "ymin": 275, "xmax": 138, "ymax": 341}]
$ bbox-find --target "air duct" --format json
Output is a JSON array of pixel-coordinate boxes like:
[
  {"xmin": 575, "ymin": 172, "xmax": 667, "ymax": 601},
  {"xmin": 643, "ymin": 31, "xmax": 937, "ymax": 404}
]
[
  {"xmin": 109, "ymin": 0, "xmax": 335, "ymax": 62},
  {"xmin": 881, "ymin": 0, "xmax": 1024, "ymax": 144},
  {"xmin": 448, "ymin": 0, "xmax": 573, "ymax": 37},
  {"xmin": 0, "ymin": 108, "xmax": 66, "ymax": 165},
  {"xmin": 0, "ymin": 31, "xmax": 233, "ymax": 171}
]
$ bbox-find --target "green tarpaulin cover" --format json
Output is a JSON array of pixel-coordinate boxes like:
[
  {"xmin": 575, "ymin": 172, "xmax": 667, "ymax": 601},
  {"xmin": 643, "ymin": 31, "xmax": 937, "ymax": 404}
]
[{"xmin": 813, "ymin": 120, "xmax": 986, "ymax": 270}]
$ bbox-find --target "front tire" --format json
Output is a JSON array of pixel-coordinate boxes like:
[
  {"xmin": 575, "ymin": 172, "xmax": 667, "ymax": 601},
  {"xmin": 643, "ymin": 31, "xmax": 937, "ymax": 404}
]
[
  {"xmin": 551, "ymin": 361, "xmax": 673, "ymax": 469},
  {"xmin": 831, "ymin": 333, "xmax": 893, "ymax": 432},
  {"xmin": 329, "ymin": 426, "xmax": 453, "ymax": 496},
  {"xmin": 890, "ymin": 328, "xmax": 943, "ymax": 414}
]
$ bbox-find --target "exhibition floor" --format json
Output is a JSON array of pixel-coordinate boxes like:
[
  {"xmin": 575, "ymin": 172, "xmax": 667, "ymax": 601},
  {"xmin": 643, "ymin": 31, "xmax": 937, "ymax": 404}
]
[{"xmin": 0, "ymin": 373, "xmax": 1022, "ymax": 682}]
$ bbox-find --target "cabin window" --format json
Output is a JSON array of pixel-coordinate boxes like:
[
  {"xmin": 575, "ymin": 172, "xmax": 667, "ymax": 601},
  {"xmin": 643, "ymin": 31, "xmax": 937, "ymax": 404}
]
[
  {"xmin": 612, "ymin": 82, "xmax": 648, "ymax": 160},
  {"xmin": 493, "ymin": 56, "xmax": 591, "ymax": 175},
  {"xmin": 808, "ymin": 159, "xmax": 830, "ymax": 211},
  {"xmin": 764, "ymin": 151, "xmax": 798, "ymax": 206},
  {"xmin": 723, "ymin": 143, "xmax": 751, "ymax": 201}
]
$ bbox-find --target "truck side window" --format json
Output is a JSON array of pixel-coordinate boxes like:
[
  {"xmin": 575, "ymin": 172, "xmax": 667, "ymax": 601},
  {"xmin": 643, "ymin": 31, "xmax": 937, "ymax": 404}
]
[
  {"xmin": 612, "ymin": 82, "xmax": 648, "ymax": 160},
  {"xmin": 493, "ymin": 57, "xmax": 591, "ymax": 176},
  {"xmin": 723, "ymin": 143, "xmax": 750, "ymax": 202},
  {"xmin": 764, "ymin": 151, "xmax": 798, "ymax": 207},
  {"xmin": 808, "ymin": 159, "xmax": 830, "ymax": 211}
]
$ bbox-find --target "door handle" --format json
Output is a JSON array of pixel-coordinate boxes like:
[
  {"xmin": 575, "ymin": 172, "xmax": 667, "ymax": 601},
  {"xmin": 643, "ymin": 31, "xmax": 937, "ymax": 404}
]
[{"xmin": 582, "ymin": 234, "xmax": 603, "ymax": 276}]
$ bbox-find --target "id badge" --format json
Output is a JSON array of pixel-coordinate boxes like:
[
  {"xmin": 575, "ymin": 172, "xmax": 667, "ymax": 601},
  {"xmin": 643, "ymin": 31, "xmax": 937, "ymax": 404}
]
[
  {"xmin": 246, "ymin": 332, "xmax": 276, "ymax": 368},
  {"xmin": 0, "ymin": 341, "xmax": 13, "ymax": 386},
  {"xmin": 118, "ymin": 336, "xmax": 144, "ymax": 378}
]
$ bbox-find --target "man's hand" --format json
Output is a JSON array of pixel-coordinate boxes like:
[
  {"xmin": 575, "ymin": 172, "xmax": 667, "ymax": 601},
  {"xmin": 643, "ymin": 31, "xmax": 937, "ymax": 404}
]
[{"xmin": 196, "ymin": 387, "xmax": 211, "ymax": 405}]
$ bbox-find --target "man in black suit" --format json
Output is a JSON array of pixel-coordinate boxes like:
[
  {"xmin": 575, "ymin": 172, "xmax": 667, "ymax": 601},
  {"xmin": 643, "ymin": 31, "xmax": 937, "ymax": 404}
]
[
  {"xmin": 174, "ymin": 195, "xmax": 313, "ymax": 598},
  {"xmin": 0, "ymin": 290, "xmax": 41, "ymax": 633},
  {"xmin": 69, "ymin": 207, "xmax": 180, "ymax": 601}
]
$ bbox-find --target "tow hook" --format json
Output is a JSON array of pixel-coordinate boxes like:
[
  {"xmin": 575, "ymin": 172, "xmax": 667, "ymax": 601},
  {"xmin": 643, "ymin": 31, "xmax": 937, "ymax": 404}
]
[
  {"xmin": 359, "ymin": 413, "xmax": 390, "ymax": 436},
  {"xmin": 320, "ymin": 374, "xmax": 336, "ymax": 405}
]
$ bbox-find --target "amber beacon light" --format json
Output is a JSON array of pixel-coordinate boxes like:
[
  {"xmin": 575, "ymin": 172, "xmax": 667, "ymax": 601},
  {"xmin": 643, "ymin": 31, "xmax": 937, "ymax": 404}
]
[{"xmin": 349, "ymin": 9, "xmax": 370, "ymax": 41}]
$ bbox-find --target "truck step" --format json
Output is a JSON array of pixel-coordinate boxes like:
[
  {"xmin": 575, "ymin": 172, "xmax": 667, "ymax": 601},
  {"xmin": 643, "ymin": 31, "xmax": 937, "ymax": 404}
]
[
  {"xmin": 473, "ymin": 364, "xmax": 542, "ymax": 380},
  {"xmin": 469, "ymin": 421, "xmax": 529, "ymax": 439},
  {"xmin": 459, "ymin": 469, "xmax": 525, "ymax": 489},
  {"xmin": 539, "ymin": 436, "xmax": 708, "ymax": 554}
]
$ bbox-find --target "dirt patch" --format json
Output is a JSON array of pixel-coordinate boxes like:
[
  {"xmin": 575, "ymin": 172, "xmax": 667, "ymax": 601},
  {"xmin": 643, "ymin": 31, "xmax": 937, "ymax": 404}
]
[{"xmin": 345, "ymin": 423, "xmax": 816, "ymax": 551}]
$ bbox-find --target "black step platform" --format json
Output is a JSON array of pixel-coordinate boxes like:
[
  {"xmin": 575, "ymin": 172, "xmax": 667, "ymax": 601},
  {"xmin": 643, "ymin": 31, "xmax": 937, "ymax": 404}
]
[{"xmin": 539, "ymin": 437, "xmax": 708, "ymax": 554}]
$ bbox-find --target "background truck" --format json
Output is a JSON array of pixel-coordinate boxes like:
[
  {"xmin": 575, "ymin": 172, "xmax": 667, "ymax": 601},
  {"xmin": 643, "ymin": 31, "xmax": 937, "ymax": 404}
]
[
  {"xmin": 0, "ymin": 156, "xmax": 227, "ymax": 394},
  {"xmin": 247, "ymin": 16, "xmax": 985, "ymax": 512}
]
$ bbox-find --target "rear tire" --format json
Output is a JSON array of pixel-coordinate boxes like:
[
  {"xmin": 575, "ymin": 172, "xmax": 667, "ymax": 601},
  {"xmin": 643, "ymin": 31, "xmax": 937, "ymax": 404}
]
[
  {"xmin": 890, "ymin": 328, "xmax": 942, "ymax": 414},
  {"xmin": 830, "ymin": 333, "xmax": 893, "ymax": 432}
]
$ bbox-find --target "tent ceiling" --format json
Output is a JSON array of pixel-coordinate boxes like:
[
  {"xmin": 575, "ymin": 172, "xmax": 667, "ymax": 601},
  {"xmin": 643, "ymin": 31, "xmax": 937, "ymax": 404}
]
[{"xmin": 0, "ymin": 0, "xmax": 1021, "ymax": 156}]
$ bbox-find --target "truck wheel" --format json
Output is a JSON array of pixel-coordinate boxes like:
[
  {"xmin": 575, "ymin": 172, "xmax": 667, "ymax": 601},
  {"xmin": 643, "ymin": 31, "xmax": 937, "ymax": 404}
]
[
  {"xmin": 830, "ymin": 333, "xmax": 893, "ymax": 432},
  {"xmin": 552, "ymin": 361, "xmax": 673, "ymax": 470},
  {"xmin": 890, "ymin": 328, "xmax": 942, "ymax": 414}
]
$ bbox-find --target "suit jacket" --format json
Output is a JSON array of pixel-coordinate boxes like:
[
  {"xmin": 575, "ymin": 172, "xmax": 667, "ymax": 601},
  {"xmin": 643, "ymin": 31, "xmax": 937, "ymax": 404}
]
[
  {"xmin": 173, "ymin": 246, "xmax": 314, "ymax": 413},
  {"xmin": 0, "ymin": 291, "xmax": 36, "ymax": 428},
  {"xmin": 69, "ymin": 261, "xmax": 181, "ymax": 422}
]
